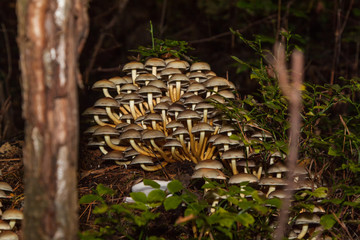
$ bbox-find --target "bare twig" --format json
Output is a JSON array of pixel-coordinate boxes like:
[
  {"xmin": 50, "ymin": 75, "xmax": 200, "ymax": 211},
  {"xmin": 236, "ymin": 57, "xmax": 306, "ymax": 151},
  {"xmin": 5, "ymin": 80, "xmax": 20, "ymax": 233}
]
[
  {"xmin": 159, "ymin": 0, "xmax": 168, "ymax": 37},
  {"xmin": 84, "ymin": 0, "xmax": 129, "ymax": 85},
  {"xmin": 189, "ymin": 15, "xmax": 276, "ymax": 45},
  {"xmin": 273, "ymin": 43, "xmax": 304, "ymax": 240},
  {"xmin": 1, "ymin": 23, "xmax": 12, "ymax": 92}
]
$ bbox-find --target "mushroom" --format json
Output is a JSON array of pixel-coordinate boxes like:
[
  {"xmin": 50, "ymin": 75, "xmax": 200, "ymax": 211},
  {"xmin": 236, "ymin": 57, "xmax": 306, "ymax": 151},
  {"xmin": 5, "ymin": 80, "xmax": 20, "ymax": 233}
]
[
  {"xmin": 221, "ymin": 149, "xmax": 246, "ymax": 175},
  {"xmin": 122, "ymin": 61, "xmax": 144, "ymax": 84},
  {"xmin": 92, "ymin": 79, "xmax": 116, "ymax": 98},
  {"xmin": 1, "ymin": 209, "xmax": 23, "ymax": 229},
  {"xmin": 295, "ymin": 213, "xmax": 320, "ymax": 239},
  {"xmin": 0, "ymin": 231, "xmax": 18, "ymax": 240}
]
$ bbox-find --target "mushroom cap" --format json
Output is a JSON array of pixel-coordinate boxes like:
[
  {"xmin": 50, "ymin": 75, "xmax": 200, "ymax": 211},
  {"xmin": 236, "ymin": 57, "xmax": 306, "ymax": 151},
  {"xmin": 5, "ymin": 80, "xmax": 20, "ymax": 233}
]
[
  {"xmin": 120, "ymin": 84, "xmax": 139, "ymax": 93},
  {"xmin": 148, "ymin": 80, "xmax": 167, "ymax": 90},
  {"xmin": 166, "ymin": 121, "xmax": 184, "ymax": 129},
  {"xmin": 218, "ymin": 125, "xmax": 236, "ymax": 134},
  {"xmin": 268, "ymin": 189, "xmax": 291, "ymax": 199},
  {"xmin": 130, "ymin": 155, "xmax": 154, "ymax": 165},
  {"xmin": 204, "ymin": 77, "xmax": 230, "ymax": 89},
  {"xmin": 184, "ymin": 95, "xmax": 204, "ymax": 106},
  {"xmin": 0, "ymin": 182, "xmax": 13, "ymax": 192},
  {"xmin": 0, "ymin": 220, "xmax": 11, "ymax": 231},
  {"xmin": 188, "ymin": 72, "xmax": 208, "ymax": 82},
  {"xmin": 295, "ymin": 213, "xmax": 320, "ymax": 225},
  {"xmin": 138, "ymin": 86, "xmax": 162, "ymax": 98},
  {"xmin": 237, "ymin": 160, "xmax": 256, "ymax": 168},
  {"xmin": 83, "ymin": 125, "xmax": 101, "ymax": 135},
  {"xmin": 191, "ymin": 122, "xmax": 214, "ymax": 134},
  {"xmin": 168, "ymin": 74, "xmax": 190, "ymax": 85},
  {"xmin": 163, "ymin": 140, "xmax": 183, "ymax": 148},
  {"xmin": 144, "ymin": 113, "xmax": 163, "ymax": 123},
  {"xmin": 218, "ymin": 90, "xmax": 235, "ymax": 99},
  {"xmin": 153, "ymin": 102, "xmax": 170, "ymax": 111},
  {"xmin": 251, "ymin": 131, "xmax": 273, "ymax": 140},
  {"xmin": 177, "ymin": 110, "xmax": 201, "ymax": 121},
  {"xmin": 145, "ymin": 58, "xmax": 166, "ymax": 69},
  {"xmin": 102, "ymin": 151, "xmax": 125, "ymax": 161},
  {"xmin": 221, "ymin": 149, "xmax": 245, "ymax": 160},
  {"xmin": 141, "ymin": 130, "xmax": 165, "ymax": 140},
  {"xmin": 190, "ymin": 62, "xmax": 211, "ymax": 72},
  {"xmin": 172, "ymin": 127, "xmax": 190, "ymax": 137},
  {"xmin": 122, "ymin": 61, "xmax": 144, "ymax": 71},
  {"xmin": 195, "ymin": 159, "xmax": 224, "ymax": 170},
  {"xmin": 259, "ymin": 177, "xmax": 287, "ymax": 186},
  {"xmin": 166, "ymin": 60, "xmax": 188, "ymax": 70},
  {"xmin": 229, "ymin": 173, "xmax": 259, "ymax": 184},
  {"xmin": 120, "ymin": 93, "xmax": 144, "ymax": 104},
  {"xmin": 135, "ymin": 73, "xmax": 158, "ymax": 85},
  {"xmin": 2, "ymin": 209, "xmax": 23, "ymax": 220},
  {"xmin": 82, "ymin": 107, "xmax": 107, "ymax": 116},
  {"xmin": 92, "ymin": 79, "xmax": 116, "ymax": 90},
  {"xmin": 187, "ymin": 82, "xmax": 206, "ymax": 93},
  {"xmin": 93, "ymin": 126, "xmax": 119, "ymax": 136},
  {"xmin": 191, "ymin": 168, "xmax": 226, "ymax": 180},
  {"xmin": 108, "ymin": 76, "xmax": 129, "ymax": 85},
  {"xmin": 160, "ymin": 68, "xmax": 182, "ymax": 78},
  {"xmin": 119, "ymin": 129, "xmax": 141, "ymax": 140},
  {"xmin": 94, "ymin": 97, "xmax": 120, "ymax": 108},
  {"xmin": 268, "ymin": 162, "xmax": 288, "ymax": 174},
  {"xmin": 0, "ymin": 231, "xmax": 18, "ymax": 240}
]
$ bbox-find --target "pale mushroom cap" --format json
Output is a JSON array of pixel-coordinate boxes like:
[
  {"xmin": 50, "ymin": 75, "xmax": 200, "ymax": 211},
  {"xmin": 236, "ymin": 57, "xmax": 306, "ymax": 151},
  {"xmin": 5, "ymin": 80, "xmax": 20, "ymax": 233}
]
[
  {"xmin": 135, "ymin": 73, "xmax": 158, "ymax": 84},
  {"xmin": 148, "ymin": 80, "xmax": 167, "ymax": 90},
  {"xmin": 228, "ymin": 173, "xmax": 259, "ymax": 184},
  {"xmin": 191, "ymin": 168, "xmax": 226, "ymax": 180},
  {"xmin": 2, "ymin": 209, "xmax": 23, "ymax": 221},
  {"xmin": 204, "ymin": 77, "xmax": 230, "ymax": 89},
  {"xmin": 122, "ymin": 123, "xmax": 143, "ymax": 132},
  {"xmin": 120, "ymin": 93, "xmax": 144, "ymax": 104},
  {"xmin": 141, "ymin": 130, "xmax": 165, "ymax": 140},
  {"xmin": 119, "ymin": 129, "xmax": 141, "ymax": 140},
  {"xmin": 122, "ymin": 61, "xmax": 144, "ymax": 71},
  {"xmin": 92, "ymin": 79, "xmax": 116, "ymax": 90},
  {"xmin": 166, "ymin": 121, "xmax": 184, "ymax": 129},
  {"xmin": 295, "ymin": 213, "xmax": 320, "ymax": 225},
  {"xmin": 94, "ymin": 97, "xmax": 119, "ymax": 108},
  {"xmin": 82, "ymin": 107, "xmax": 107, "ymax": 116},
  {"xmin": 160, "ymin": 67, "xmax": 182, "ymax": 77},
  {"xmin": 259, "ymin": 177, "xmax": 287, "ymax": 186},
  {"xmin": 138, "ymin": 86, "xmax": 162, "ymax": 97},
  {"xmin": 102, "ymin": 151, "xmax": 125, "ymax": 161},
  {"xmin": 194, "ymin": 160, "xmax": 224, "ymax": 170},
  {"xmin": 0, "ymin": 220, "xmax": 10, "ymax": 231},
  {"xmin": 93, "ymin": 126, "xmax": 119, "ymax": 136},
  {"xmin": 166, "ymin": 60, "xmax": 188, "ymax": 70},
  {"xmin": 145, "ymin": 58, "xmax": 166, "ymax": 68},
  {"xmin": 268, "ymin": 189, "xmax": 290, "ymax": 199},
  {"xmin": 221, "ymin": 149, "xmax": 245, "ymax": 160},
  {"xmin": 191, "ymin": 122, "xmax": 214, "ymax": 134},
  {"xmin": 0, "ymin": 231, "xmax": 18, "ymax": 240},
  {"xmin": 130, "ymin": 155, "xmax": 154, "ymax": 165},
  {"xmin": 163, "ymin": 140, "xmax": 183, "ymax": 148},
  {"xmin": 83, "ymin": 125, "xmax": 101, "ymax": 135},
  {"xmin": 268, "ymin": 162, "xmax": 288, "ymax": 174},
  {"xmin": 108, "ymin": 76, "xmax": 128, "ymax": 85},
  {"xmin": 0, "ymin": 182, "xmax": 13, "ymax": 192},
  {"xmin": 190, "ymin": 62, "xmax": 211, "ymax": 72},
  {"xmin": 177, "ymin": 110, "xmax": 201, "ymax": 121}
]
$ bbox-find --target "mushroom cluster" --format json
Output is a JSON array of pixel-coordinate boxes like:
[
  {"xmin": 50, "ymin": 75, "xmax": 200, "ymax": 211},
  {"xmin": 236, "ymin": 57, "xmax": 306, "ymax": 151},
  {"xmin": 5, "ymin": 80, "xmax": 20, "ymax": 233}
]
[
  {"xmin": 85, "ymin": 57, "xmax": 322, "ymax": 239},
  {"xmin": 0, "ymin": 174, "xmax": 23, "ymax": 240}
]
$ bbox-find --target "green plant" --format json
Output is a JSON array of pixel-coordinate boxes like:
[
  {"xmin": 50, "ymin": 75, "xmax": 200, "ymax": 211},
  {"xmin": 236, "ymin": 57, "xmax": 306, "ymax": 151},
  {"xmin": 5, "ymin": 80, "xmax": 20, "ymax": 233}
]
[
  {"xmin": 130, "ymin": 21, "xmax": 195, "ymax": 61},
  {"xmin": 228, "ymin": 31, "xmax": 360, "ymax": 238},
  {"xmin": 79, "ymin": 179, "xmax": 280, "ymax": 240}
]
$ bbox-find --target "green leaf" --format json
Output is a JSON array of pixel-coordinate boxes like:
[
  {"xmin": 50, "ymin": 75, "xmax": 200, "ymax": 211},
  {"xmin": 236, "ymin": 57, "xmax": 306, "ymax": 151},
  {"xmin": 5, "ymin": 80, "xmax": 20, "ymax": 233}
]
[
  {"xmin": 79, "ymin": 194, "xmax": 102, "ymax": 204},
  {"xmin": 147, "ymin": 189, "xmax": 166, "ymax": 203},
  {"xmin": 164, "ymin": 196, "xmax": 182, "ymax": 210},
  {"xmin": 167, "ymin": 180, "xmax": 184, "ymax": 193},
  {"xmin": 143, "ymin": 179, "xmax": 161, "ymax": 188},
  {"xmin": 130, "ymin": 192, "xmax": 148, "ymax": 203},
  {"xmin": 93, "ymin": 204, "xmax": 108, "ymax": 214},
  {"xmin": 96, "ymin": 184, "xmax": 115, "ymax": 196},
  {"xmin": 312, "ymin": 187, "xmax": 328, "ymax": 198},
  {"xmin": 328, "ymin": 146, "xmax": 342, "ymax": 156},
  {"xmin": 236, "ymin": 212, "xmax": 255, "ymax": 227},
  {"xmin": 320, "ymin": 214, "xmax": 337, "ymax": 230}
]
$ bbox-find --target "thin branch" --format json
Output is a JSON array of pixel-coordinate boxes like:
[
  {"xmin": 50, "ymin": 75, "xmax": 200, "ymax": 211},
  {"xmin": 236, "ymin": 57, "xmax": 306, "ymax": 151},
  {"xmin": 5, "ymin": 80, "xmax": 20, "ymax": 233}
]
[
  {"xmin": 1, "ymin": 23, "xmax": 12, "ymax": 93},
  {"xmin": 273, "ymin": 44, "xmax": 304, "ymax": 240}
]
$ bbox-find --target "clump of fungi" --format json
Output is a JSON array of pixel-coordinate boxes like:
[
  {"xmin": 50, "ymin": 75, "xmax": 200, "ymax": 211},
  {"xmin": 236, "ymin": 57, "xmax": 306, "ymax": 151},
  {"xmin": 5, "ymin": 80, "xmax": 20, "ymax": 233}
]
[
  {"xmin": 0, "ymin": 173, "xmax": 23, "ymax": 240},
  {"xmin": 84, "ymin": 57, "xmax": 323, "ymax": 239}
]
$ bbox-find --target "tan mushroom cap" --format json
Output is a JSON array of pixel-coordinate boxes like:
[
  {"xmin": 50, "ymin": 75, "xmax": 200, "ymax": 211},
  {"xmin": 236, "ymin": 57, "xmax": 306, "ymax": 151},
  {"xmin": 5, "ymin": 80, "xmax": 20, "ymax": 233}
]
[
  {"xmin": 0, "ymin": 231, "xmax": 18, "ymax": 240},
  {"xmin": 221, "ymin": 149, "xmax": 246, "ymax": 160},
  {"xmin": 228, "ymin": 173, "xmax": 259, "ymax": 184},
  {"xmin": 160, "ymin": 68, "xmax": 182, "ymax": 78},
  {"xmin": 166, "ymin": 60, "xmax": 188, "ymax": 70},
  {"xmin": 166, "ymin": 121, "xmax": 184, "ymax": 129},
  {"xmin": 102, "ymin": 151, "xmax": 125, "ymax": 161},
  {"xmin": 191, "ymin": 168, "xmax": 226, "ymax": 180},
  {"xmin": 92, "ymin": 79, "xmax": 116, "ymax": 90},
  {"xmin": 119, "ymin": 129, "xmax": 142, "ymax": 140},
  {"xmin": 82, "ymin": 107, "xmax": 107, "ymax": 116},
  {"xmin": 120, "ymin": 84, "xmax": 139, "ymax": 93},
  {"xmin": 145, "ymin": 58, "xmax": 166, "ymax": 69},
  {"xmin": 94, "ymin": 97, "xmax": 120, "ymax": 108},
  {"xmin": 163, "ymin": 140, "xmax": 183, "ymax": 148},
  {"xmin": 0, "ymin": 220, "xmax": 11, "ymax": 231},
  {"xmin": 177, "ymin": 110, "xmax": 201, "ymax": 121},
  {"xmin": 130, "ymin": 155, "xmax": 154, "ymax": 165},
  {"xmin": 119, "ymin": 93, "xmax": 144, "ymax": 104},
  {"xmin": 83, "ymin": 125, "xmax": 101, "ymax": 135},
  {"xmin": 194, "ymin": 159, "xmax": 224, "ymax": 170},
  {"xmin": 2, "ymin": 209, "xmax": 23, "ymax": 221},
  {"xmin": 135, "ymin": 73, "xmax": 158, "ymax": 85},
  {"xmin": 93, "ymin": 126, "xmax": 120, "ymax": 137},
  {"xmin": 295, "ymin": 213, "xmax": 320, "ymax": 225},
  {"xmin": 190, "ymin": 62, "xmax": 211, "ymax": 72},
  {"xmin": 108, "ymin": 76, "xmax": 129, "ymax": 85},
  {"xmin": 0, "ymin": 182, "xmax": 13, "ymax": 192},
  {"xmin": 122, "ymin": 61, "xmax": 144, "ymax": 72},
  {"xmin": 141, "ymin": 130, "xmax": 165, "ymax": 140},
  {"xmin": 259, "ymin": 177, "xmax": 287, "ymax": 186},
  {"xmin": 191, "ymin": 122, "xmax": 214, "ymax": 134},
  {"xmin": 268, "ymin": 162, "xmax": 288, "ymax": 174}
]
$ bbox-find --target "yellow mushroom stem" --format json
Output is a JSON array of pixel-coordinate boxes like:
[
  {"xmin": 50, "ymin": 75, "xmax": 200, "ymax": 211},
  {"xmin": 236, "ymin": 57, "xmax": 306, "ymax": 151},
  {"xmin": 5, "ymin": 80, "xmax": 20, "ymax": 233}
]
[
  {"xmin": 99, "ymin": 146, "xmax": 108, "ymax": 155},
  {"xmin": 199, "ymin": 136, "xmax": 209, "ymax": 160},
  {"xmin": 169, "ymin": 85, "xmax": 175, "ymax": 102},
  {"xmin": 115, "ymin": 160, "xmax": 131, "ymax": 166},
  {"xmin": 176, "ymin": 81, "xmax": 181, "ymax": 101},
  {"xmin": 196, "ymin": 132, "xmax": 206, "ymax": 158},
  {"xmin": 149, "ymin": 139, "xmax": 174, "ymax": 163},
  {"xmin": 257, "ymin": 166, "xmax": 263, "ymax": 179},
  {"xmin": 131, "ymin": 69, "xmax": 137, "ymax": 84},
  {"xmin": 203, "ymin": 109, "xmax": 208, "ymax": 123},
  {"xmin": 231, "ymin": 159, "xmax": 238, "ymax": 175},
  {"xmin": 151, "ymin": 66, "xmax": 157, "ymax": 76},
  {"xmin": 102, "ymin": 88, "xmax": 113, "ymax": 98},
  {"xmin": 147, "ymin": 93, "xmax": 154, "ymax": 113},
  {"xmin": 129, "ymin": 100, "xmax": 138, "ymax": 119},
  {"xmin": 186, "ymin": 119, "xmax": 196, "ymax": 155},
  {"xmin": 119, "ymin": 106, "xmax": 129, "ymax": 115},
  {"xmin": 177, "ymin": 135, "xmax": 198, "ymax": 164},
  {"xmin": 129, "ymin": 139, "xmax": 160, "ymax": 157},
  {"xmin": 140, "ymin": 161, "xmax": 168, "ymax": 171},
  {"xmin": 139, "ymin": 103, "xmax": 146, "ymax": 115},
  {"xmin": 93, "ymin": 115, "xmax": 115, "ymax": 127},
  {"xmin": 297, "ymin": 224, "xmax": 309, "ymax": 239},
  {"xmin": 105, "ymin": 107, "xmax": 121, "ymax": 124},
  {"xmin": 104, "ymin": 136, "xmax": 127, "ymax": 151},
  {"xmin": 115, "ymin": 85, "xmax": 121, "ymax": 94},
  {"xmin": 266, "ymin": 186, "xmax": 276, "ymax": 197}
]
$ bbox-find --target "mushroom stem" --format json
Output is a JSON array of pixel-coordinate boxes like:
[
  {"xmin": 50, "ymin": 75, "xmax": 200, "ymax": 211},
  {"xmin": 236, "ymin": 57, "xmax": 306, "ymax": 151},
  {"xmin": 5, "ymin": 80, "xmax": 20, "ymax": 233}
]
[
  {"xmin": 147, "ymin": 93, "xmax": 154, "ymax": 113},
  {"xmin": 266, "ymin": 186, "xmax": 276, "ymax": 198},
  {"xmin": 99, "ymin": 146, "xmax": 108, "ymax": 155},
  {"xmin": 102, "ymin": 88, "xmax": 113, "ymax": 98},
  {"xmin": 140, "ymin": 162, "xmax": 168, "ymax": 171},
  {"xmin": 129, "ymin": 139, "xmax": 160, "ymax": 157},
  {"xmin": 104, "ymin": 136, "xmax": 127, "ymax": 151},
  {"xmin": 93, "ymin": 115, "xmax": 115, "ymax": 127},
  {"xmin": 129, "ymin": 100, "xmax": 138, "ymax": 119},
  {"xmin": 149, "ymin": 139, "xmax": 174, "ymax": 163},
  {"xmin": 176, "ymin": 81, "xmax": 181, "ymax": 101},
  {"xmin": 131, "ymin": 69, "xmax": 137, "ymax": 84},
  {"xmin": 257, "ymin": 166, "xmax": 263, "ymax": 179},
  {"xmin": 297, "ymin": 224, "xmax": 309, "ymax": 239},
  {"xmin": 231, "ymin": 159, "xmax": 238, "ymax": 175},
  {"xmin": 105, "ymin": 107, "xmax": 121, "ymax": 124},
  {"xmin": 9, "ymin": 220, "xmax": 15, "ymax": 229}
]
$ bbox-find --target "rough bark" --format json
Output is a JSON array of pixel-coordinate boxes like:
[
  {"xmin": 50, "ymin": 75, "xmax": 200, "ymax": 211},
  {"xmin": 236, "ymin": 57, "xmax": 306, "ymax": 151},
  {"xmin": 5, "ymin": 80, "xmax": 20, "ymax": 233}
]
[{"xmin": 16, "ymin": 0, "xmax": 88, "ymax": 239}]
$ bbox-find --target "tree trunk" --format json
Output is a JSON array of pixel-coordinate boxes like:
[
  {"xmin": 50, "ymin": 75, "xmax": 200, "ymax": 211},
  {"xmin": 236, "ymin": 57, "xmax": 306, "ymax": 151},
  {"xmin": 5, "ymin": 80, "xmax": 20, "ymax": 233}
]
[{"xmin": 16, "ymin": 0, "xmax": 88, "ymax": 239}]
